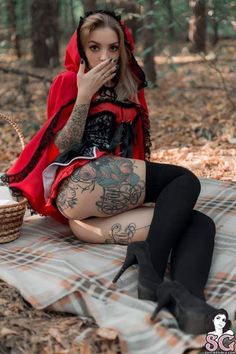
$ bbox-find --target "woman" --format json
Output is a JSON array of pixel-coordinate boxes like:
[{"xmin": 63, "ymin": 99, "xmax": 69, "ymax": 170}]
[
  {"xmin": 207, "ymin": 309, "xmax": 234, "ymax": 339},
  {"xmin": 2, "ymin": 10, "xmax": 217, "ymax": 334}
]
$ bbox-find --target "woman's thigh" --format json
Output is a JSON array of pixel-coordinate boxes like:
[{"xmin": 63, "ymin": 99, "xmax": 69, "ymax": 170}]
[
  {"xmin": 56, "ymin": 155, "xmax": 146, "ymax": 220},
  {"xmin": 69, "ymin": 206, "xmax": 154, "ymax": 244}
]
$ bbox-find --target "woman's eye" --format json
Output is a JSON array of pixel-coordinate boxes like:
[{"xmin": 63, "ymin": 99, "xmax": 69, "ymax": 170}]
[
  {"xmin": 89, "ymin": 46, "xmax": 99, "ymax": 52},
  {"xmin": 110, "ymin": 46, "xmax": 119, "ymax": 52}
]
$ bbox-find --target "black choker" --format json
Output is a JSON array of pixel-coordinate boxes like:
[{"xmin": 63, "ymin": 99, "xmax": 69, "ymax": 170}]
[{"xmin": 98, "ymin": 85, "xmax": 117, "ymax": 100}]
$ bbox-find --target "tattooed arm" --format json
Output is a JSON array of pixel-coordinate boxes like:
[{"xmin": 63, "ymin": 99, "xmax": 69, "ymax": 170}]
[
  {"xmin": 55, "ymin": 94, "xmax": 91, "ymax": 153},
  {"xmin": 55, "ymin": 58, "xmax": 117, "ymax": 153}
]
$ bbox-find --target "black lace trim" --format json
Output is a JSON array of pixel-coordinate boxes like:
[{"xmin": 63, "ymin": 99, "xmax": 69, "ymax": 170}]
[
  {"xmin": 53, "ymin": 142, "xmax": 96, "ymax": 165},
  {"xmin": 98, "ymin": 85, "xmax": 118, "ymax": 100},
  {"xmin": 1, "ymin": 99, "xmax": 76, "ymax": 186},
  {"xmin": 137, "ymin": 105, "xmax": 152, "ymax": 161}
]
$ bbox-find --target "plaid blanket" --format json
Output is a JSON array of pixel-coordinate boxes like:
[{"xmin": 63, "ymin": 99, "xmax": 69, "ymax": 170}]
[{"xmin": 0, "ymin": 178, "xmax": 235, "ymax": 354}]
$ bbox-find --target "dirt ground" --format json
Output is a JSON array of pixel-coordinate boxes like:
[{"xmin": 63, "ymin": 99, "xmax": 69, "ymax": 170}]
[{"xmin": 0, "ymin": 40, "xmax": 236, "ymax": 353}]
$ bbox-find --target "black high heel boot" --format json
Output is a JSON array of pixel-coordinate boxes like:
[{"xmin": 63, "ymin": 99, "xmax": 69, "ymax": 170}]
[
  {"xmin": 151, "ymin": 280, "xmax": 216, "ymax": 334},
  {"xmin": 112, "ymin": 241, "xmax": 161, "ymax": 301}
]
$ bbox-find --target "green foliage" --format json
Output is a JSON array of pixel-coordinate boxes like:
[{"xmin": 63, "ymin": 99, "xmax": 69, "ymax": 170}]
[
  {"xmin": 141, "ymin": 46, "xmax": 154, "ymax": 57},
  {"xmin": 156, "ymin": 0, "xmax": 189, "ymax": 40},
  {"xmin": 135, "ymin": 0, "xmax": 235, "ymax": 52},
  {"xmin": 58, "ymin": 0, "xmax": 83, "ymax": 39},
  {"xmin": 0, "ymin": 0, "xmax": 236, "ymax": 55},
  {"xmin": 189, "ymin": 80, "xmax": 197, "ymax": 88},
  {"xmin": 15, "ymin": 0, "xmax": 31, "ymax": 37},
  {"xmin": 208, "ymin": 0, "xmax": 236, "ymax": 37},
  {"xmin": 0, "ymin": 2, "xmax": 8, "ymax": 28}
]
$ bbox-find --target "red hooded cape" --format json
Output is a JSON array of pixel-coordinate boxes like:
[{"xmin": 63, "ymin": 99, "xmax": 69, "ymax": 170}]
[{"xmin": 2, "ymin": 15, "xmax": 151, "ymax": 224}]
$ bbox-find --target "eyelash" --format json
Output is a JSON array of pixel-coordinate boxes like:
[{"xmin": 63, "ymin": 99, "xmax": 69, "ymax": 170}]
[
  {"xmin": 89, "ymin": 45, "xmax": 119, "ymax": 52},
  {"xmin": 216, "ymin": 316, "xmax": 226, "ymax": 321}
]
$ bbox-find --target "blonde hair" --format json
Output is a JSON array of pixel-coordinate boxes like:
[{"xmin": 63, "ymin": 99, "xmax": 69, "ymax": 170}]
[{"xmin": 79, "ymin": 13, "xmax": 139, "ymax": 102}]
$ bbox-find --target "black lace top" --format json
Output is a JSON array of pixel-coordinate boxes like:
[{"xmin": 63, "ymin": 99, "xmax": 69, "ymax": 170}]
[{"xmin": 54, "ymin": 109, "xmax": 139, "ymax": 165}]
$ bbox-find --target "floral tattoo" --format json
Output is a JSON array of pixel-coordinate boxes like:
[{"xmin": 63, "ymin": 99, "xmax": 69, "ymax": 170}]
[{"xmin": 57, "ymin": 156, "xmax": 145, "ymax": 216}]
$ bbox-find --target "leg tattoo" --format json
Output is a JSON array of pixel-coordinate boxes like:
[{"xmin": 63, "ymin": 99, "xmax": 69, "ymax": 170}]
[
  {"xmin": 57, "ymin": 157, "xmax": 145, "ymax": 216},
  {"xmin": 105, "ymin": 223, "xmax": 137, "ymax": 245},
  {"xmin": 93, "ymin": 157, "xmax": 145, "ymax": 215},
  {"xmin": 56, "ymin": 178, "xmax": 78, "ymax": 211}
]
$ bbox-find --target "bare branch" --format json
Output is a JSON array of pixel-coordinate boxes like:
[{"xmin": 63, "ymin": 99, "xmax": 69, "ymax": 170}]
[{"xmin": 0, "ymin": 65, "xmax": 52, "ymax": 83}]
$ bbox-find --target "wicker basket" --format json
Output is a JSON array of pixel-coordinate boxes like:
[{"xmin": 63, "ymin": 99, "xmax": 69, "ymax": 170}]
[{"xmin": 0, "ymin": 112, "xmax": 28, "ymax": 244}]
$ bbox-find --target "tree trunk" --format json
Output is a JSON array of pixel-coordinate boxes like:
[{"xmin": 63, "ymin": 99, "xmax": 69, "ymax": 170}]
[
  {"xmin": 30, "ymin": 0, "xmax": 59, "ymax": 68},
  {"xmin": 211, "ymin": 2, "xmax": 219, "ymax": 46},
  {"xmin": 69, "ymin": 0, "xmax": 76, "ymax": 29},
  {"xmin": 143, "ymin": 0, "xmax": 157, "ymax": 84},
  {"xmin": 211, "ymin": 18, "xmax": 219, "ymax": 46},
  {"xmin": 63, "ymin": 0, "xmax": 69, "ymax": 33},
  {"xmin": 19, "ymin": 0, "xmax": 31, "ymax": 38},
  {"xmin": 81, "ymin": 0, "xmax": 97, "ymax": 13},
  {"xmin": 7, "ymin": 0, "xmax": 21, "ymax": 58},
  {"xmin": 188, "ymin": 0, "xmax": 207, "ymax": 53},
  {"xmin": 165, "ymin": 0, "xmax": 175, "ymax": 40}
]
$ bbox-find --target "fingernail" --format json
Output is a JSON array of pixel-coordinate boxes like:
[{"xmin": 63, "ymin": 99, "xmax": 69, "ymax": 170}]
[
  {"xmin": 109, "ymin": 58, "xmax": 113, "ymax": 62},
  {"xmin": 81, "ymin": 58, "xmax": 84, "ymax": 64},
  {"xmin": 113, "ymin": 58, "xmax": 117, "ymax": 63}
]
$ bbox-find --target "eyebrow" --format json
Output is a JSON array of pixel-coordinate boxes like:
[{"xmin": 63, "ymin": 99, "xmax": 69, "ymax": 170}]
[{"xmin": 89, "ymin": 41, "xmax": 119, "ymax": 45}]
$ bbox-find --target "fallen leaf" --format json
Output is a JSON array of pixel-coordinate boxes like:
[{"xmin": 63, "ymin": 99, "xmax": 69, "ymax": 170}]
[
  {"xmin": 96, "ymin": 327, "xmax": 118, "ymax": 340},
  {"xmin": 79, "ymin": 341, "xmax": 92, "ymax": 354},
  {"xmin": 227, "ymin": 137, "xmax": 236, "ymax": 144},
  {"xmin": 0, "ymin": 298, "xmax": 7, "ymax": 305},
  {"xmin": 75, "ymin": 328, "xmax": 94, "ymax": 344},
  {"xmin": 54, "ymin": 345, "xmax": 70, "ymax": 354},
  {"xmin": 0, "ymin": 327, "xmax": 19, "ymax": 336},
  {"xmin": 48, "ymin": 328, "xmax": 65, "ymax": 348}
]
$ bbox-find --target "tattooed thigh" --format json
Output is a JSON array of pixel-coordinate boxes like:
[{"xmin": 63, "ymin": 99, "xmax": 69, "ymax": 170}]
[
  {"xmin": 55, "ymin": 156, "xmax": 146, "ymax": 220},
  {"xmin": 69, "ymin": 206, "xmax": 154, "ymax": 244}
]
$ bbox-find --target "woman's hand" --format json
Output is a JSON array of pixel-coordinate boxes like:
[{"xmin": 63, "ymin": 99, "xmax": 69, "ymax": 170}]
[{"xmin": 76, "ymin": 58, "xmax": 117, "ymax": 102}]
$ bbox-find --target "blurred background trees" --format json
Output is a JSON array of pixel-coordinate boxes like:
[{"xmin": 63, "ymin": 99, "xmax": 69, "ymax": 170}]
[{"xmin": 0, "ymin": 0, "xmax": 235, "ymax": 82}]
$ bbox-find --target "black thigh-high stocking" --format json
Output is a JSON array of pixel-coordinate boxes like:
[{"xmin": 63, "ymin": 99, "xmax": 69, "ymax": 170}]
[
  {"xmin": 144, "ymin": 161, "xmax": 201, "ymax": 280},
  {"xmin": 170, "ymin": 210, "xmax": 215, "ymax": 300}
]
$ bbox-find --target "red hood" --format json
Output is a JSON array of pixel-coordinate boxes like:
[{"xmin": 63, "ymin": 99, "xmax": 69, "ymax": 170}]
[{"xmin": 64, "ymin": 31, "xmax": 80, "ymax": 72}]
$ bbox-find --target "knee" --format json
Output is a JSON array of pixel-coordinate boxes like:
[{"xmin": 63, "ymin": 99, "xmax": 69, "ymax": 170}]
[
  {"xmin": 204, "ymin": 214, "xmax": 216, "ymax": 239},
  {"xmin": 193, "ymin": 211, "xmax": 216, "ymax": 238},
  {"xmin": 184, "ymin": 169, "xmax": 201, "ymax": 197}
]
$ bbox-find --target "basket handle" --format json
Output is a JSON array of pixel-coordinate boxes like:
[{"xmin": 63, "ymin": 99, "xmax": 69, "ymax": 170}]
[{"xmin": 0, "ymin": 112, "xmax": 25, "ymax": 151}]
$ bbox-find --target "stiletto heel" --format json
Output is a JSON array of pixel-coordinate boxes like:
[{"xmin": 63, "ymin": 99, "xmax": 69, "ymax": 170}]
[
  {"xmin": 112, "ymin": 241, "xmax": 161, "ymax": 301},
  {"xmin": 112, "ymin": 252, "xmax": 136, "ymax": 283},
  {"xmin": 151, "ymin": 280, "xmax": 216, "ymax": 334}
]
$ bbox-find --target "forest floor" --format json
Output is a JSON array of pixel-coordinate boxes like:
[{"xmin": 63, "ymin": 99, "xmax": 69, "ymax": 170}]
[{"xmin": 0, "ymin": 39, "xmax": 236, "ymax": 353}]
